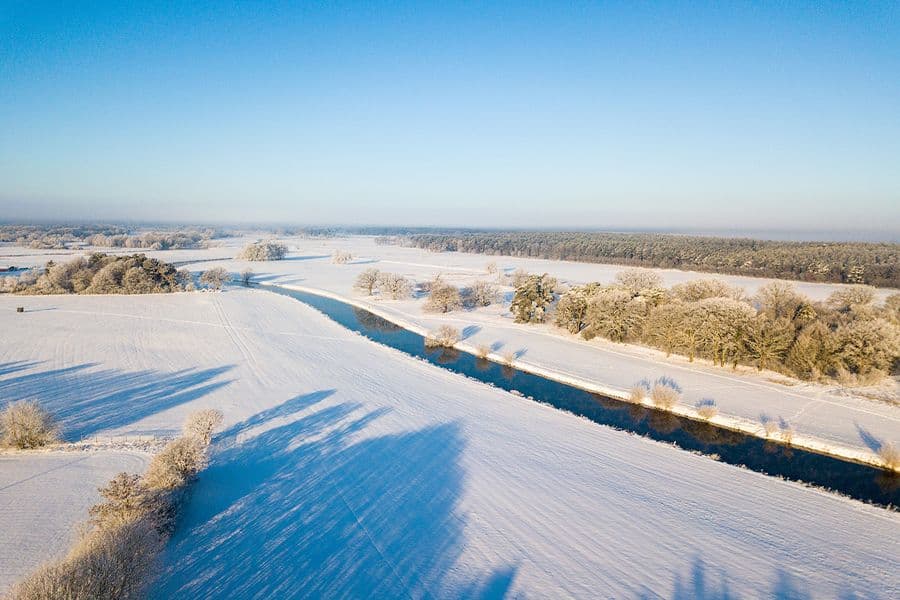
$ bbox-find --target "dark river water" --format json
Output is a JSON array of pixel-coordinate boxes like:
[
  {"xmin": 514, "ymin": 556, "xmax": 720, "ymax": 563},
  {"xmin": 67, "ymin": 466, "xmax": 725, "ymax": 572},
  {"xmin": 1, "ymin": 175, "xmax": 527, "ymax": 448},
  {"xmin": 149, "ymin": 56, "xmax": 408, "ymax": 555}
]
[{"xmin": 262, "ymin": 285, "xmax": 899, "ymax": 509}]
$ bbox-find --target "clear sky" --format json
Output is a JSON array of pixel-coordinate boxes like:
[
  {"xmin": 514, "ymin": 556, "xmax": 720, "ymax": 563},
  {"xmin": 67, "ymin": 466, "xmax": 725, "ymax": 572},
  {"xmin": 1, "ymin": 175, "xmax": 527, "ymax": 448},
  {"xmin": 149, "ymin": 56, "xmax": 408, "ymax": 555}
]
[{"xmin": 1, "ymin": 1, "xmax": 898, "ymax": 235}]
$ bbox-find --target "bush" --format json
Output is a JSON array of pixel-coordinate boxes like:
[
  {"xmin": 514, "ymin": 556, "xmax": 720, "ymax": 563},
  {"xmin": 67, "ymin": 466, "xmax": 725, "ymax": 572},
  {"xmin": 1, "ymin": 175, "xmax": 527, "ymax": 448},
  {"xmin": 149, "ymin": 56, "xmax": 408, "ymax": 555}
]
[
  {"xmin": 142, "ymin": 436, "xmax": 207, "ymax": 490},
  {"xmin": 332, "ymin": 250, "xmax": 353, "ymax": 264},
  {"xmin": 425, "ymin": 325, "xmax": 460, "ymax": 348},
  {"xmin": 475, "ymin": 344, "xmax": 491, "ymax": 359},
  {"xmin": 696, "ymin": 399, "xmax": 718, "ymax": 420},
  {"xmin": 629, "ymin": 385, "xmax": 647, "ymax": 404},
  {"xmin": 377, "ymin": 273, "xmax": 413, "ymax": 300},
  {"xmin": 183, "ymin": 409, "xmax": 224, "ymax": 445},
  {"xmin": 878, "ymin": 442, "xmax": 899, "ymax": 472},
  {"xmin": 89, "ymin": 473, "xmax": 154, "ymax": 530},
  {"xmin": 650, "ymin": 383, "xmax": 680, "ymax": 410},
  {"xmin": 465, "ymin": 280, "xmax": 500, "ymax": 307},
  {"xmin": 199, "ymin": 267, "xmax": 229, "ymax": 290},
  {"xmin": 1, "ymin": 401, "xmax": 59, "ymax": 449},
  {"xmin": 424, "ymin": 279, "xmax": 462, "ymax": 313},
  {"xmin": 237, "ymin": 241, "xmax": 287, "ymax": 261},
  {"xmin": 240, "ymin": 269, "xmax": 254, "ymax": 286}
]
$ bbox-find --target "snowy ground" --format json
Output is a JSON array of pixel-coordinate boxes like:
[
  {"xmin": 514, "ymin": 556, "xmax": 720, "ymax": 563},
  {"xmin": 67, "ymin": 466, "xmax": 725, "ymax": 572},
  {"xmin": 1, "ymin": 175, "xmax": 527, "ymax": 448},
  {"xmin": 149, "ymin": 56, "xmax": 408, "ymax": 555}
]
[
  {"xmin": 1, "ymin": 289, "xmax": 898, "ymax": 598},
  {"xmin": 109, "ymin": 235, "xmax": 897, "ymax": 465},
  {"xmin": 0, "ymin": 450, "xmax": 149, "ymax": 594}
]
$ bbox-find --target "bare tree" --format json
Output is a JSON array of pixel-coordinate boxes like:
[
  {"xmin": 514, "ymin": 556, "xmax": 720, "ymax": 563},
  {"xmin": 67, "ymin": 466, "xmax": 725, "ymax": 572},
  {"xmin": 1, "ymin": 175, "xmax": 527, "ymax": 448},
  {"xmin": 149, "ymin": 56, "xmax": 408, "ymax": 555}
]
[
  {"xmin": 354, "ymin": 268, "xmax": 381, "ymax": 295},
  {"xmin": 200, "ymin": 267, "xmax": 229, "ymax": 290}
]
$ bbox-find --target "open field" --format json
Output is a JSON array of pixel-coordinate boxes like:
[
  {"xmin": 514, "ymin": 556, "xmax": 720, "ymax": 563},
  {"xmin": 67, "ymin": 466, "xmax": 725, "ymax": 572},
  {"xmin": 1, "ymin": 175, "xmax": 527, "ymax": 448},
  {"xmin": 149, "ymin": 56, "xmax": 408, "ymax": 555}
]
[
  {"xmin": 4, "ymin": 236, "xmax": 899, "ymax": 465},
  {"xmin": 1, "ymin": 288, "xmax": 898, "ymax": 597},
  {"xmin": 0, "ymin": 451, "xmax": 149, "ymax": 594}
]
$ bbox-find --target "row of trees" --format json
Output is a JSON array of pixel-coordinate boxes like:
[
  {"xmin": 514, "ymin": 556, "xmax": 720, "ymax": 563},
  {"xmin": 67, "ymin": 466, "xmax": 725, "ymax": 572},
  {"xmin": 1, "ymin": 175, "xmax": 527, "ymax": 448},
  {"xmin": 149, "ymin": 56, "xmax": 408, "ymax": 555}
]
[
  {"xmin": 550, "ymin": 270, "xmax": 899, "ymax": 383},
  {"xmin": 1, "ymin": 254, "xmax": 187, "ymax": 295},
  {"xmin": 404, "ymin": 232, "xmax": 900, "ymax": 287},
  {"xmin": 0, "ymin": 224, "xmax": 226, "ymax": 250}
]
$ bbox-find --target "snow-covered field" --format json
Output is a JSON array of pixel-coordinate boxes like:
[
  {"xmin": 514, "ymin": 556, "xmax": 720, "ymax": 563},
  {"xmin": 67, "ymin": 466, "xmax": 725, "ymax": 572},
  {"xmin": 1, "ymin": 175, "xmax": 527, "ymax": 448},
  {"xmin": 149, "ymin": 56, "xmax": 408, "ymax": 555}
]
[
  {"xmin": 0, "ymin": 451, "xmax": 149, "ymax": 594},
  {"xmin": 1, "ymin": 288, "xmax": 898, "ymax": 597},
  {"xmin": 101, "ymin": 234, "xmax": 895, "ymax": 465}
]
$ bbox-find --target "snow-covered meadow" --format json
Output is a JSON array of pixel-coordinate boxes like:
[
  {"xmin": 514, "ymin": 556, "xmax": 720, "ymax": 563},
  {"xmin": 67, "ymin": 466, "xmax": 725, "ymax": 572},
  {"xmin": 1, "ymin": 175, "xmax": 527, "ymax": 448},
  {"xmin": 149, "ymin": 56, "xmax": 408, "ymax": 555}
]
[{"xmin": 1, "ymin": 284, "xmax": 899, "ymax": 597}]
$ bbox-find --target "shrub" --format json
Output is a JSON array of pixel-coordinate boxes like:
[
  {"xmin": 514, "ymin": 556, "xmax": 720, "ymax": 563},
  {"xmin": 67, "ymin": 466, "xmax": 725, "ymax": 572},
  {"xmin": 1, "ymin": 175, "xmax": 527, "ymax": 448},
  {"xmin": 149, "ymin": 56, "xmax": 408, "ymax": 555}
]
[
  {"xmin": 424, "ymin": 279, "xmax": 462, "ymax": 313},
  {"xmin": 240, "ymin": 269, "xmax": 254, "ymax": 286},
  {"xmin": 183, "ymin": 409, "xmax": 224, "ymax": 445},
  {"xmin": 142, "ymin": 436, "xmax": 207, "ymax": 490},
  {"xmin": 696, "ymin": 399, "xmax": 718, "ymax": 420},
  {"xmin": 475, "ymin": 344, "xmax": 491, "ymax": 359},
  {"xmin": 629, "ymin": 385, "xmax": 647, "ymax": 404},
  {"xmin": 1, "ymin": 401, "xmax": 59, "ymax": 449},
  {"xmin": 89, "ymin": 473, "xmax": 153, "ymax": 529},
  {"xmin": 501, "ymin": 350, "xmax": 516, "ymax": 366},
  {"xmin": 650, "ymin": 383, "xmax": 680, "ymax": 410},
  {"xmin": 878, "ymin": 442, "xmax": 899, "ymax": 472},
  {"xmin": 332, "ymin": 250, "xmax": 353, "ymax": 264},
  {"xmin": 466, "ymin": 280, "xmax": 500, "ymax": 307},
  {"xmin": 425, "ymin": 325, "xmax": 460, "ymax": 348},
  {"xmin": 237, "ymin": 241, "xmax": 287, "ymax": 261},
  {"xmin": 377, "ymin": 273, "xmax": 413, "ymax": 300},
  {"xmin": 199, "ymin": 267, "xmax": 229, "ymax": 290}
]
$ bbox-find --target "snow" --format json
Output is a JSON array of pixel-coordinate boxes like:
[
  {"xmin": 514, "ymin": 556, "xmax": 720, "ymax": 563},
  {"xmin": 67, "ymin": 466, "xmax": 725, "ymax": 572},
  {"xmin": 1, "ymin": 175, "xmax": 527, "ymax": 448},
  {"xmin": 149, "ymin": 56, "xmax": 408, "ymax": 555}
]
[
  {"xmin": 0, "ymin": 451, "xmax": 149, "ymax": 594},
  {"xmin": 1, "ymin": 288, "xmax": 898, "ymax": 597},
  {"xmin": 120, "ymin": 234, "xmax": 898, "ymax": 464}
]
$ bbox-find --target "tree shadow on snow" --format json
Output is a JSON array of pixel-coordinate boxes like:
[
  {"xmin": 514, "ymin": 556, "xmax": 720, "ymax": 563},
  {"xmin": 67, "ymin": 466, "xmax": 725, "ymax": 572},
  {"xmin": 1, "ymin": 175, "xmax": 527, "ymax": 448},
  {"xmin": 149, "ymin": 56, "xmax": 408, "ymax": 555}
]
[
  {"xmin": 153, "ymin": 391, "xmax": 517, "ymax": 599},
  {"xmin": 0, "ymin": 363, "xmax": 234, "ymax": 439},
  {"xmin": 656, "ymin": 555, "xmax": 817, "ymax": 600}
]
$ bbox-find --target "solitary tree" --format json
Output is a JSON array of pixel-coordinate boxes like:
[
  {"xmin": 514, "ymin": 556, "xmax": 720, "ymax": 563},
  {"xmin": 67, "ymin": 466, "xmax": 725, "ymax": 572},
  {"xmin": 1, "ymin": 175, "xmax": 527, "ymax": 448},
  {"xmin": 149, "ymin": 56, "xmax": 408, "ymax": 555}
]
[{"xmin": 200, "ymin": 267, "xmax": 229, "ymax": 290}]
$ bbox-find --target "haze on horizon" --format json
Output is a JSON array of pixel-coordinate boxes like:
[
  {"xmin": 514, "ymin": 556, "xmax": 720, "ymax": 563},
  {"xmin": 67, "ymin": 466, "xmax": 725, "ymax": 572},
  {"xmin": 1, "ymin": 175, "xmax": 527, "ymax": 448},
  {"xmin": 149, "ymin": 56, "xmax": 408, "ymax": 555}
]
[{"xmin": 2, "ymin": 2, "xmax": 899, "ymax": 237}]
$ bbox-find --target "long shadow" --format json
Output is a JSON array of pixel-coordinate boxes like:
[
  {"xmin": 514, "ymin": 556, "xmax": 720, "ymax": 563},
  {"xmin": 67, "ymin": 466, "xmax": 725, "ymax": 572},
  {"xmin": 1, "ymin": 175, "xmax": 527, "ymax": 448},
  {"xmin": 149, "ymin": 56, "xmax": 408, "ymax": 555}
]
[
  {"xmin": 665, "ymin": 556, "xmax": 816, "ymax": 600},
  {"xmin": 154, "ymin": 392, "xmax": 516, "ymax": 599},
  {"xmin": 0, "ymin": 360, "xmax": 43, "ymax": 378},
  {"xmin": 282, "ymin": 254, "xmax": 331, "ymax": 261},
  {"xmin": 0, "ymin": 363, "xmax": 235, "ymax": 439}
]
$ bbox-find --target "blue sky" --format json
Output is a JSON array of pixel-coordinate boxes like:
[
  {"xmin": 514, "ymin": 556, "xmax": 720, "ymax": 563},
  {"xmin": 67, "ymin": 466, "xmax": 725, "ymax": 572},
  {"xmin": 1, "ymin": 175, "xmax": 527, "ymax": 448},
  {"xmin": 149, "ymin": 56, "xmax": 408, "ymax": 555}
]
[{"xmin": 1, "ymin": 1, "xmax": 898, "ymax": 234}]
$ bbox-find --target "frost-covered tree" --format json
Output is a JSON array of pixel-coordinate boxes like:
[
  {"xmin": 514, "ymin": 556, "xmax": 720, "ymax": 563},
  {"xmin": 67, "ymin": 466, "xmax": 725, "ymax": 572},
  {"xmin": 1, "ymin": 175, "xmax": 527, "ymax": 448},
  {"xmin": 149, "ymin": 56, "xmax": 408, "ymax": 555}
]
[
  {"xmin": 424, "ymin": 278, "xmax": 462, "ymax": 313},
  {"xmin": 237, "ymin": 241, "xmax": 288, "ymax": 261},
  {"xmin": 671, "ymin": 278, "xmax": 740, "ymax": 302},
  {"xmin": 354, "ymin": 268, "xmax": 380, "ymax": 295},
  {"xmin": 377, "ymin": 272, "xmax": 413, "ymax": 300},
  {"xmin": 510, "ymin": 273, "xmax": 556, "ymax": 324},
  {"xmin": 466, "ymin": 280, "xmax": 500, "ymax": 307},
  {"xmin": 615, "ymin": 269, "xmax": 662, "ymax": 295},
  {"xmin": 200, "ymin": 267, "xmax": 229, "ymax": 290},
  {"xmin": 744, "ymin": 315, "xmax": 794, "ymax": 371}
]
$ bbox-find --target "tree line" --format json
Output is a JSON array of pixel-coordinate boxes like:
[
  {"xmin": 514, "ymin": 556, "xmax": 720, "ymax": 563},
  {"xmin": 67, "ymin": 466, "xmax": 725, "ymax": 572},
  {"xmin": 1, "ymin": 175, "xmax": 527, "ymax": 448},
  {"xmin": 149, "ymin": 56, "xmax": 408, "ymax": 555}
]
[
  {"xmin": 1, "ymin": 253, "xmax": 188, "ymax": 294},
  {"xmin": 539, "ymin": 270, "xmax": 899, "ymax": 384},
  {"xmin": 403, "ymin": 232, "xmax": 900, "ymax": 287}
]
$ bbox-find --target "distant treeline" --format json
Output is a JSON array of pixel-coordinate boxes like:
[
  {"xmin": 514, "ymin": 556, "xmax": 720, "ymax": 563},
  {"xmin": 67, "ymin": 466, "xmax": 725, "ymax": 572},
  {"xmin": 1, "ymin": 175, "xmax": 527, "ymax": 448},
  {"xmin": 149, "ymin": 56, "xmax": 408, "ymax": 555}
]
[
  {"xmin": 0, "ymin": 224, "xmax": 229, "ymax": 250},
  {"xmin": 404, "ymin": 232, "xmax": 900, "ymax": 287}
]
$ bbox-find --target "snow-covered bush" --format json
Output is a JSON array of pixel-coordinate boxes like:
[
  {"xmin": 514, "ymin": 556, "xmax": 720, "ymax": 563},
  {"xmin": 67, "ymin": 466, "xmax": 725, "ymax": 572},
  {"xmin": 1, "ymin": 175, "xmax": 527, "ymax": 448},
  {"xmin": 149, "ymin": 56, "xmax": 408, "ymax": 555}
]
[
  {"xmin": 377, "ymin": 273, "xmax": 413, "ymax": 300},
  {"xmin": 182, "ymin": 409, "xmax": 223, "ymax": 445},
  {"xmin": 199, "ymin": 267, "xmax": 229, "ymax": 290},
  {"xmin": 237, "ymin": 241, "xmax": 287, "ymax": 261},
  {"xmin": 424, "ymin": 278, "xmax": 462, "ymax": 313},
  {"xmin": 332, "ymin": 250, "xmax": 353, "ymax": 264},
  {"xmin": 650, "ymin": 382, "xmax": 680, "ymax": 410},
  {"xmin": 1, "ymin": 401, "xmax": 59, "ymax": 449},
  {"xmin": 425, "ymin": 325, "xmax": 460, "ymax": 348},
  {"xmin": 465, "ymin": 280, "xmax": 500, "ymax": 307},
  {"xmin": 143, "ymin": 436, "xmax": 207, "ymax": 491}
]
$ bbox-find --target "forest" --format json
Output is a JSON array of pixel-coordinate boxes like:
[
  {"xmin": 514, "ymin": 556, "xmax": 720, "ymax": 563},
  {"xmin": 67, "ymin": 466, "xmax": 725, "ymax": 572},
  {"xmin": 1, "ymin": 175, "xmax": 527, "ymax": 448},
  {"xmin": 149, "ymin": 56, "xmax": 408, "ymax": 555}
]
[{"xmin": 403, "ymin": 232, "xmax": 900, "ymax": 287}]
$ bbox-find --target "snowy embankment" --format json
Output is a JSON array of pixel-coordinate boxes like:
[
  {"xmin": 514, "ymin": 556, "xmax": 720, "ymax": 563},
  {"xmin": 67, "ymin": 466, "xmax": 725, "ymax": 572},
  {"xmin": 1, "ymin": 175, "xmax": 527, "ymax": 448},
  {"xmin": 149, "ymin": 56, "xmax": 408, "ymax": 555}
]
[
  {"xmin": 0, "ymin": 451, "xmax": 148, "ymax": 594},
  {"xmin": 1, "ymin": 290, "xmax": 898, "ymax": 597},
  {"xmin": 152, "ymin": 235, "xmax": 898, "ymax": 466}
]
